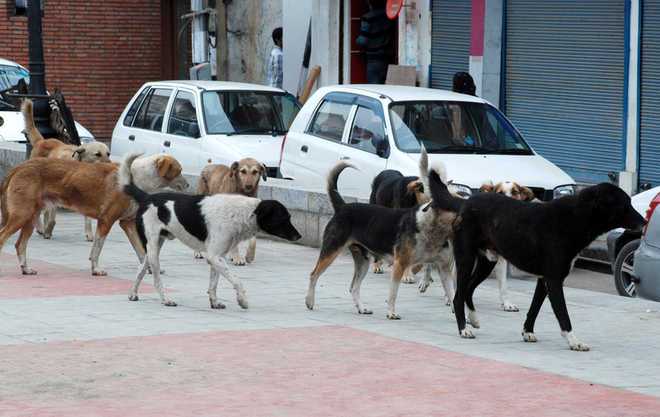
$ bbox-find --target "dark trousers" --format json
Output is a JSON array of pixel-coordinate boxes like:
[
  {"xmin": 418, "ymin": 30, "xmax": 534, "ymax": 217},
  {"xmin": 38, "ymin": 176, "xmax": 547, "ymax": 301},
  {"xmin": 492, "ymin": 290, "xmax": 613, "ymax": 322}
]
[{"xmin": 366, "ymin": 59, "xmax": 388, "ymax": 84}]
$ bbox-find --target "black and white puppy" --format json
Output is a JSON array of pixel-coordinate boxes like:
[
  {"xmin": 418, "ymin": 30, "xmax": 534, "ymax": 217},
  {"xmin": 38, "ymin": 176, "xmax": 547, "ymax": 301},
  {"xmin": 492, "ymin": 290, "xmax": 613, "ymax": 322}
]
[
  {"xmin": 119, "ymin": 153, "xmax": 301, "ymax": 309},
  {"xmin": 436, "ymin": 179, "xmax": 646, "ymax": 351}
]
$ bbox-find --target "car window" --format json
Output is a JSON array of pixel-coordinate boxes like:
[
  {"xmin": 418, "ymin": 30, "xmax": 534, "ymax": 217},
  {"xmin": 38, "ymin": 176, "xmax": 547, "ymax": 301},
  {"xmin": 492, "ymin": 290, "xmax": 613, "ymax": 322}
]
[
  {"xmin": 167, "ymin": 90, "xmax": 200, "ymax": 138},
  {"xmin": 133, "ymin": 88, "xmax": 172, "ymax": 132},
  {"xmin": 0, "ymin": 65, "xmax": 29, "ymax": 90},
  {"xmin": 123, "ymin": 87, "xmax": 149, "ymax": 127},
  {"xmin": 308, "ymin": 100, "xmax": 352, "ymax": 142},
  {"xmin": 348, "ymin": 106, "xmax": 385, "ymax": 154}
]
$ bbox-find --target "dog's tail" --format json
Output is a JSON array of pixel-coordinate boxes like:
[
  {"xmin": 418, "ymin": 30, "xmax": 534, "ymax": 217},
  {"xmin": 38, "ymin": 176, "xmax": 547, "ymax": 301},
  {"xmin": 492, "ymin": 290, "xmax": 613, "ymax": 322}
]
[
  {"xmin": 118, "ymin": 152, "xmax": 149, "ymax": 204},
  {"xmin": 428, "ymin": 162, "xmax": 463, "ymax": 213},
  {"xmin": 327, "ymin": 161, "xmax": 354, "ymax": 211},
  {"xmin": 21, "ymin": 99, "xmax": 45, "ymax": 146}
]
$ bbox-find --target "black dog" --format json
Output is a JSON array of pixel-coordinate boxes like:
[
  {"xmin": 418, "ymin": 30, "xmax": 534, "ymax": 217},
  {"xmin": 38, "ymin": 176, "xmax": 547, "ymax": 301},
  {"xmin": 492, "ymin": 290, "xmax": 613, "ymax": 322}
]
[{"xmin": 436, "ymin": 177, "xmax": 646, "ymax": 351}]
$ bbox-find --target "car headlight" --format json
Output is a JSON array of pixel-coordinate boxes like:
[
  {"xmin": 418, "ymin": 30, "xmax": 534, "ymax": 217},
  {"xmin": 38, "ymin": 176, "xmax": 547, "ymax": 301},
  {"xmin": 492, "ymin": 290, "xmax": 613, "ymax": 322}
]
[
  {"xmin": 80, "ymin": 136, "xmax": 94, "ymax": 144},
  {"xmin": 449, "ymin": 183, "xmax": 473, "ymax": 198},
  {"xmin": 553, "ymin": 184, "xmax": 576, "ymax": 199}
]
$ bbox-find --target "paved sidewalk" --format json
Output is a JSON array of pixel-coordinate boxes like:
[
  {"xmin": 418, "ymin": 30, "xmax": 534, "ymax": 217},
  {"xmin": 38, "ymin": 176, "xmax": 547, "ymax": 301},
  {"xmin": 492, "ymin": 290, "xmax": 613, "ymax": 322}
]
[{"xmin": 1, "ymin": 212, "xmax": 660, "ymax": 416}]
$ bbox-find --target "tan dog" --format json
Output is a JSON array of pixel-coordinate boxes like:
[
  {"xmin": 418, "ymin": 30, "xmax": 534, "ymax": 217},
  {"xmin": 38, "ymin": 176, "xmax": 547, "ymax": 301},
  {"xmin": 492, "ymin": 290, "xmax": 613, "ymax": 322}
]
[
  {"xmin": 0, "ymin": 154, "xmax": 188, "ymax": 276},
  {"xmin": 196, "ymin": 158, "xmax": 267, "ymax": 264},
  {"xmin": 477, "ymin": 180, "xmax": 537, "ymax": 312},
  {"xmin": 22, "ymin": 100, "xmax": 111, "ymax": 241}
]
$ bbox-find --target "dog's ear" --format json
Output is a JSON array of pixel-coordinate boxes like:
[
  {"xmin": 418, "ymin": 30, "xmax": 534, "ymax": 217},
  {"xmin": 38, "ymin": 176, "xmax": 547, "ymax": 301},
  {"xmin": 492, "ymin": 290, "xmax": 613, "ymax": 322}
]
[
  {"xmin": 406, "ymin": 180, "xmax": 424, "ymax": 195},
  {"xmin": 520, "ymin": 185, "xmax": 535, "ymax": 202},
  {"xmin": 230, "ymin": 161, "xmax": 239, "ymax": 178},
  {"xmin": 72, "ymin": 147, "xmax": 85, "ymax": 161},
  {"xmin": 479, "ymin": 181, "xmax": 494, "ymax": 193},
  {"xmin": 156, "ymin": 156, "xmax": 182, "ymax": 181},
  {"xmin": 260, "ymin": 163, "xmax": 267, "ymax": 181}
]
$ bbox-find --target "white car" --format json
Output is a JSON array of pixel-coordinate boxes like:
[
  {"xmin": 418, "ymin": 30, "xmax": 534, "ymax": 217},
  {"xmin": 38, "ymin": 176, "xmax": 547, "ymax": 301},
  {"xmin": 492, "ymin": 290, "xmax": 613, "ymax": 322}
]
[
  {"xmin": 110, "ymin": 80, "xmax": 300, "ymax": 177},
  {"xmin": 279, "ymin": 84, "xmax": 576, "ymax": 200},
  {"xmin": 0, "ymin": 58, "xmax": 95, "ymax": 143}
]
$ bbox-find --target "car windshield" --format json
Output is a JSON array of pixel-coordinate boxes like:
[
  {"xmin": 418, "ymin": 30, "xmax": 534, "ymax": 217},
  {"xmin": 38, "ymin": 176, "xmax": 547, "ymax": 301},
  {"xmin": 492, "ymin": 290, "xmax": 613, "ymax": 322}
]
[
  {"xmin": 202, "ymin": 91, "xmax": 300, "ymax": 135},
  {"xmin": 0, "ymin": 65, "xmax": 29, "ymax": 91},
  {"xmin": 389, "ymin": 101, "xmax": 533, "ymax": 155}
]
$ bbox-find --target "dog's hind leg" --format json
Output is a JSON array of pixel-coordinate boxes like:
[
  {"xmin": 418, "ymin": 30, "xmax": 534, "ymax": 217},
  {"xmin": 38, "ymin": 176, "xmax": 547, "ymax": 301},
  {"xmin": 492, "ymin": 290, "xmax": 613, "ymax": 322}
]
[
  {"xmin": 0, "ymin": 211, "xmax": 35, "ymax": 274},
  {"xmin": 464, "ymin": 256, "xmax": 496, "ymax": 329},
  {"xmin": 522, "ymin": 279, "xmax": 547, "ymax": 343},
  {"xmin": 348, "ymin": 245, "xmax": 372, "ymax": 314},
  {"xmin": 496, "ymin": 258, "xmax": 519, "ymax": 312},
  {"xmin": 35, "ymin": 209, "xmax": 45, "ymax": 236},
  {"xmin": 84, "ymin": 216, "xmax": 94, "ymax": 242},
  {"xmin": 386, "ymin": 256, "xmax": 409, "ymax": 320},
  {"xmin": 42, "ymin": 206, "xmax": 56, "ymax": 239},
  {"xmin": 15, "ymin": 223, "xmax": 37, "ymax": 275},
  {"xmin": 452, "ymin": 234, "xmax": 478, "ymax": 338},
  {"xmin": 147, "ymin": 238, "xmax": 176, "ymax": 307},
  {"xmin": 546, "ymin": 277, "xmax": 589, "ymax": 351},
  {"xmin": 129, "ymin": 259, "xmax": 149, "ymax": 302},
  {"xmin": 206, "ymin": 258, "xmax": 226, "ymax": 309},
  {"xmin": 229, "ymin": 241, "xmax": 246, "ymax": 266},
  {"xmin": 207, "ymin": 255, "xmax": 248, "ymax": 309},
  {"xmin": 306, "ymin": 220, "xmax": 348, "ymax": 310},
  {"xmin": 418, "ymin": 264, "xmax": 435, "ymax": 294},
  {"xmin": 372, "ymin": 257, "xmax": 384, "ymax": 274},
  {"xmin": 435, "ymin": 262, "xmax": 455, "ymax": 306}
]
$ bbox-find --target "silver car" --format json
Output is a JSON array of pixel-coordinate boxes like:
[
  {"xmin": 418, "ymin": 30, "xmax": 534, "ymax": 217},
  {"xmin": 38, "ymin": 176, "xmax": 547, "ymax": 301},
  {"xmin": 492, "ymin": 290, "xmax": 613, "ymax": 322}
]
[{"xmin": 634, "ymin": 193, "xmax": 660, "ymax": 302}]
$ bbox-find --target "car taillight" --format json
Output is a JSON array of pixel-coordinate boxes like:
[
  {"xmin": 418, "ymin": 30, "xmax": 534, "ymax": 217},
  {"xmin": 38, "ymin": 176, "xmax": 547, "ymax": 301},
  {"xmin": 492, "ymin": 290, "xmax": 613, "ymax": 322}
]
[
  {"xmin": 278, "ymin": 134, "xmax": 287, "ymax": 167},
  {"xmin": 643, "ymin": 192, "xmax": 660, "ymax": 234}
]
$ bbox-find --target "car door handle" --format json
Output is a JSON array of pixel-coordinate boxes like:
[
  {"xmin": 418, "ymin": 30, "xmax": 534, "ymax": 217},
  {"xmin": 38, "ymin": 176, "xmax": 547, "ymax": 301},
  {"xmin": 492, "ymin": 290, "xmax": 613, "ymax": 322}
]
[
  {"xmin": 164, "ymin": 140, "xmax": 171, "ymax": 147},
  {"xmin": 128, "ymin": 135, "xmax": 135, "ymax": 141},
  {"xmin": 340, "ymin": 156, "xmax": 350, "ymax": 160},
  {"xmin": 301, "ymin": 145, "xmax": 308, "ymax": 153}
]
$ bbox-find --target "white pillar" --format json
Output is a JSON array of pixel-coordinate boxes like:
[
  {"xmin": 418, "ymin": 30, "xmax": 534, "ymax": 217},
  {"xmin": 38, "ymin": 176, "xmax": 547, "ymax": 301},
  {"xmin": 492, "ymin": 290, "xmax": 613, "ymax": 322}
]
[{"xmin": 621, "ymin": 0, "xmax": 640, "ymax": 194}]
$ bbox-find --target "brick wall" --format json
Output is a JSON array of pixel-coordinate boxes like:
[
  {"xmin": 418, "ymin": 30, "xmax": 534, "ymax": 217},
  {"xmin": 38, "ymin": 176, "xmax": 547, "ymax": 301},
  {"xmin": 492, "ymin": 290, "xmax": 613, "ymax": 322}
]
[{"xmin": 0, "ymin": 1, "xmax": 165, "ymax": 141}]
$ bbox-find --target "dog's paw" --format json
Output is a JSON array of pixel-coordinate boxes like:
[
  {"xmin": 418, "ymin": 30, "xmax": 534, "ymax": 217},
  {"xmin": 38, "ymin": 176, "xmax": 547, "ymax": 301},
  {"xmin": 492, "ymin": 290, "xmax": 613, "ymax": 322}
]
[
  {"xmin": 305, "ymin": 295, "xmax": 315, "ymax": 310},
  {"xmin": 467, "ymin": 310, "xmax": 480, "ymax": 328},
  {"xmin": 357, "ymin": 307, "xmax": 373, "ymax": 315},
  {"xmin": 502, "ymin": 302, "xmax": 519, "ymax": 312},
  {"xmin": 245, "ymin": 253, "xmax": 255, "ymax": 264},
  {"xmin": 459, "ymin": 328, "xmax": 475, "ymax": 338},
  {"xmin": 569, "ymin": 342, "xmax": 591, "ymax": 352},
  {"xmin": 210, "ymin": 300, "xmax": 226, "ymax": 309},
  {"xmin": 128, "ymin": 294, "xmax": 139, "ymax": 302},
  {"xmin": 194, "ymin": 252, "xmax": 204, "ymax": 259},
  {"xmin": 237, "ymin": 296, "xmax": 249, "ymax": 309},
  {"xmin": 147, "ymin": 267, "xmax": 165, "ymax": 275},
  {"xmin": 386, "ymin": 312, "xmax": 401, "ymax": 320},
  {"xmin": 522, "ymin": 332, "xmax": 537, "ymax": 343},
  {"xmin": 231, "ymin": 255, "xmax": 247, "ymax": 266},
  {"xmin": 42, "ymin": 233, "xmax": 52, "ymax": 240},
  {"xmin": 418, "ymin": 279, "xmax": 431, "ymax": 293},
  {"xmin": 92, "ymin": 269, "xmax": 107, "ymax": 277},
  {"xmin": 445, "ymin": 296, "xmax": 452, "ymax": 306},
  {"xmin": 372, "ymin": 265, "xmax": 384, "ymax": 274},
  {"xmin": 21, "ymin": 267, "xmax": 37, "ymax": 275},
  {"xmin": 162, "ymin": 299, "xmax": 177, "ymax": 307},
  {"xmin": 401, "ymin": 274, "xmax": 416, "ymax": 284}
]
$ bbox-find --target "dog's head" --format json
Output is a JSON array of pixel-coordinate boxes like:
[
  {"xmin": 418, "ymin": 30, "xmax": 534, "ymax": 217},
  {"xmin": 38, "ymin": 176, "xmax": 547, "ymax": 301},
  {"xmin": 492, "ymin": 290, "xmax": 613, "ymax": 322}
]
[
  {"xmin": 155, "ymin": 155, "xmax": 189, "ymax": 191},
  {"xmin": 406, "ymin": 180, "xmax": 430, "ymax": 205},
  {"xmin": 231, "ymin": 158, "xmax": 267, "ymax": 196},
  {"xmin": 72, "ymin": 142, "xmax": 111, "ymax": 163},
  {"xmin": 579, "ymin": 183, "xmax": 646, "ymax": 232},
  {"xmin": 254, "ymin": 200, "xmax": 301, "ymax": 241},
  {"xmin": 481, "ymin": 181, "xmax": 536, "ymax": 201}
]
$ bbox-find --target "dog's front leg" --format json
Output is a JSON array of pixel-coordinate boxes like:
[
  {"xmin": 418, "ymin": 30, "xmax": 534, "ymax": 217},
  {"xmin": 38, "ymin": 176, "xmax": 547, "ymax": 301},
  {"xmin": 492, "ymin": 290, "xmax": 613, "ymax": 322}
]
[
  {"xmin": 15, "ymin": 223, "xmax": 37, "ymax": 275},
  {"xmin": 496, "ymin": 258, "xmax": 519, "ymax": 312},
  {"xmin": 546, "ymin": 278, "xmax": 589, "ymax": 351},
  {"xmin": 435, "ymin": 262, "xmax": 455, "ymax": 307},
  {"xmin": 401, "ymin": 265, "xmax": 417, "ymax": 284},
  {"xmin": 387, "ymin": 258, "xmax": 407, "ymax": 320},
  {"xmin": 42, "ymin": 206, "xmax": 56, "ymax": 239},
  {"xmin": 205, "ymin": 260, "xmax": 226, "ymax": 309},
  {"xmin": 245, "ymin": 237, "xmax": 257, "ymax": 264},
  {"xmin": 90, "ymin": 222, "xmax": 112, "ymax": 276},
  {"xmin": 522, "ymin": 279, "xmax": 547, "ymax": 343},
  {"xmin": 35, "ymin": 209, "xmax": 45, "ymax": 236},
  {"xmin": 208, "ymin": 255, "xmax": 248, "ymax": 309},
  {"xmin": 418, "ymin": 264, "xmax": 434, "ymax": 294}
]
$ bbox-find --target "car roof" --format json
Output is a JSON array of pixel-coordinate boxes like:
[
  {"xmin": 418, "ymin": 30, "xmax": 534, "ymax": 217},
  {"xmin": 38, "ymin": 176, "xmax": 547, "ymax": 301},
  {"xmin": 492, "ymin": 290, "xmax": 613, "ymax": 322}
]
[
  {"xmin": 144, "ymin": 80, "xmax": 285, "ymax": 93},
  {"xmin": 318, "ymin": 84, "xmax": 487, "ymax": 104},
  {"xmin": 0, "ymin": 58, "xmax": 27, "ymax": 69}
]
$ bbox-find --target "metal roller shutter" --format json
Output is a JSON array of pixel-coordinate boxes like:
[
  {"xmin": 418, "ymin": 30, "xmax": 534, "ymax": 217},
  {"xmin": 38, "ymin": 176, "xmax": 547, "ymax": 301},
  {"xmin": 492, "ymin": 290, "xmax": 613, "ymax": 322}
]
[
  {"xmin": 640, "ymin": 1, "xmax": 660, "ymax": 189},
  {"xmin": 430, "ymin": 0, "xmax": 471, "ymax": 90},
  {"xmin": 505, "ymin": 0, "xmax": 625, "ymax": 183}
]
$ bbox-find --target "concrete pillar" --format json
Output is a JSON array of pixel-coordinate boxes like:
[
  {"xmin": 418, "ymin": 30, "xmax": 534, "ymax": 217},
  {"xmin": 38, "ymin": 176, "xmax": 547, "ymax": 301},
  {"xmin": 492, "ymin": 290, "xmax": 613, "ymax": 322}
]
[
  {"xmin": 481, "ymin": 0, "xmax": 503, "ymax": 107},
  {"xmin": 621, "ymin": 0, "xmax": 640, "ymax": 194},
  {"xmin": 310, "ymin": 0, "xmax": 341, "ymax": 87}
]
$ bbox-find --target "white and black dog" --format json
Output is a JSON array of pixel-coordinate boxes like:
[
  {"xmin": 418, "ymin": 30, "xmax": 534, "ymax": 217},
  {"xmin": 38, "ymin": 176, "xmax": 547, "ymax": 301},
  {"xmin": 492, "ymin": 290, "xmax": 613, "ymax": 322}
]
[{"xmin": 119, "ymin": 153, "xmax": 301, "ymax": 309}]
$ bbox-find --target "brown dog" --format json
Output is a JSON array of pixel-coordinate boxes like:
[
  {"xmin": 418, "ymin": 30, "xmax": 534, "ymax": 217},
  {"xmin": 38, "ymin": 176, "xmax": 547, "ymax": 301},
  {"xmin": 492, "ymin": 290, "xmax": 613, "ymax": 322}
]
[
  {"xmin": 0, "ymin": 154, "xmax": 188, "ymax": 276},
  {"xmin": 196, "ymin": 158, "xmax": 267, "ymax": 264},
  {"xmin": 22, "ymin": 99, "xmax": 111, "ymax": 241},
  {"xmin": 479, "ymin": 180, "xmax": 536, "ymax": 202}
]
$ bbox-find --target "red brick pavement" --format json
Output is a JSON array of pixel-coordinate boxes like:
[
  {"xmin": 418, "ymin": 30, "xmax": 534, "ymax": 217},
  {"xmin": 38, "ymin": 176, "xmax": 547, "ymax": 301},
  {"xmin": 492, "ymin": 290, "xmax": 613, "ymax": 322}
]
[
  {"xmin": 0, "ymin": 326, "xmax": 658, "ymax": 417},
  {"xmin": 0, "ymin": 254, "xmax": 154, "ymax": 299}
]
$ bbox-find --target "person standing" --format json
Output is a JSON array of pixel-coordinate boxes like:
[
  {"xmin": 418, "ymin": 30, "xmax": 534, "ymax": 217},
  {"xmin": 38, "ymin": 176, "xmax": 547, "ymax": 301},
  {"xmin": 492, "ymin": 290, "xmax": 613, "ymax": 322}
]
[
  {"xmin": 356, "ymin": 0, "xmax": 394, "ymax": 84},
  {"xmin": 266, "ymin": 27, "xmax": 283, "ymax": 89}
]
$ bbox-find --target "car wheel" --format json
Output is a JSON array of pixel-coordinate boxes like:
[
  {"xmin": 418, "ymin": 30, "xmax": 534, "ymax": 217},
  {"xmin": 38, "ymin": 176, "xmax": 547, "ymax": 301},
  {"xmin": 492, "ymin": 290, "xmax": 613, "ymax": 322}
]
[{"xmin": 613, "ymin": 239, "xmax": 640, "ymax": 297}]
